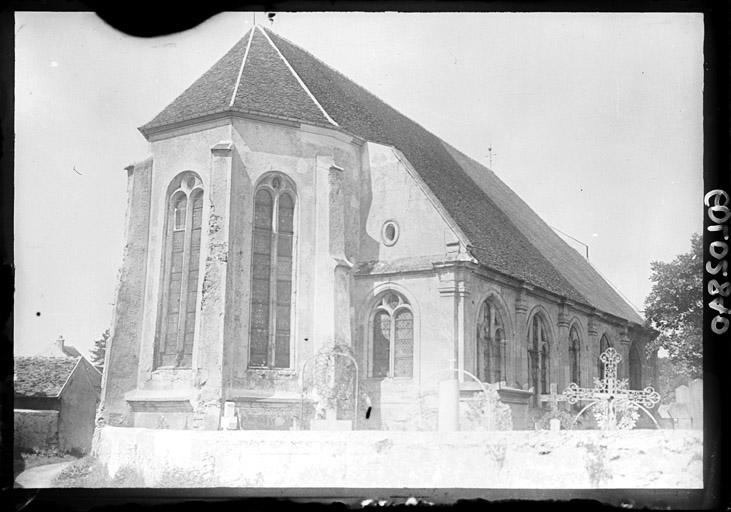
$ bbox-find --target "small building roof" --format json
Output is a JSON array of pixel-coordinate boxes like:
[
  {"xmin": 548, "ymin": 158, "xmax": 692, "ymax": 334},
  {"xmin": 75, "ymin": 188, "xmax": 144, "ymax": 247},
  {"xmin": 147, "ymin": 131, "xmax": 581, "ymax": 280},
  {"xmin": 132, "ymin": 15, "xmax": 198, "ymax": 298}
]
[
  {"xmin": 14, "ymin": 356, "xmax": 80, "ymax": 397},
  {"xmin": 140, "ymin": 25, "xmax": 644, "ymax": 326}
]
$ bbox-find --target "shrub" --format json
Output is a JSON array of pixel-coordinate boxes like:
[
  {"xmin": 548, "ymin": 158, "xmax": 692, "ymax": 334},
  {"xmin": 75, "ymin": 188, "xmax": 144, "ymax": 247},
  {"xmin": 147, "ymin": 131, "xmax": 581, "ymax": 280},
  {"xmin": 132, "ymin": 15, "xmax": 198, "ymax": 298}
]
[
  {"xmin": 156, "ymin": 466, "xmax": 219, "ymax": 487},
  {"xmin": 109, "ymin": 465, "xmax": 146, "ymax": 487},
  {"xmin": 306, "ymin": 343, "xmax": 370, "ymax": 421},
  {"xmin": 19, "ymin": 446, "xmax": 78, "ymax": 472},
  {"xmin": 54, "ymin": 457, "xmax": 105, "ymax": 487},
  {"xmin": 464, "ymin": 386, "xmax": 512, "ymax": 431},
  {"xmin": 578, "ymin": 441, "xmax": 611, "ymax": 486}
]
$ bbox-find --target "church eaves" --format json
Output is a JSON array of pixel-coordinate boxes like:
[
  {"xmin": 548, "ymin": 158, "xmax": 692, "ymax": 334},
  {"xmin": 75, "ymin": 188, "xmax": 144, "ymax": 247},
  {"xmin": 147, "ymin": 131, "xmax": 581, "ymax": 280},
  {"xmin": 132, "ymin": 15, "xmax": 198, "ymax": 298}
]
[{"xmin": 139, "ymin": 25, "xmax": 644, "ymax": 326}]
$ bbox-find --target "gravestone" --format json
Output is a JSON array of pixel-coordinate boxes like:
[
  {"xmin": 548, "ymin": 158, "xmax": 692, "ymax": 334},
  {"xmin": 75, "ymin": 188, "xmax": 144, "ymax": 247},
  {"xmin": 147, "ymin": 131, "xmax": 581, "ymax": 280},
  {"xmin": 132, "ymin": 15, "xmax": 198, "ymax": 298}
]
[
  {"xmin": 656, "ymin": 404, "xmax": 674, "ymax": 429},
  {"xmin": 688, "ymin": 379, "xmax": 703, "ymax": 430},
  {"xmin": 675, "ymin": 384, "xmax": 690, "ymax": 404},
  {"xmin": 668, "ymin": 385, "xmax": 691, "ymax": 429},
  {"xmin": 438, "ymin": 379, "xmax": 460, "ymax": 431},
  {"xmin": 220, "ymin": 401, "xmax": 239, "ymax": 430}
]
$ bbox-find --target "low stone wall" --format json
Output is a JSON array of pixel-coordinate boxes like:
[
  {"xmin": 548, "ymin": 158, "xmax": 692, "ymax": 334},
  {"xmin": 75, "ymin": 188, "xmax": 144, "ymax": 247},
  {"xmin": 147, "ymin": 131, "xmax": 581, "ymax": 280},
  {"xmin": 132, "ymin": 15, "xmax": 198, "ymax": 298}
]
[
  {"xmin": 93, "ymin": 427, "xmax": 702, "ymax": 488},
  {"xmin": 15, "ymin": 409, "xmax": 59, "ymax": 452}
]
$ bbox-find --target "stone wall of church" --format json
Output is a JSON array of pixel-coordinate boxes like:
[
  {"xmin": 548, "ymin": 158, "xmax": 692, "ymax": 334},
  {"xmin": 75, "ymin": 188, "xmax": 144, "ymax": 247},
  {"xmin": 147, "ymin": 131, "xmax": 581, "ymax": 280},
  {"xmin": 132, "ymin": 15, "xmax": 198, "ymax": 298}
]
[
  {"xmin": 225, "ymin": 118, "xmax": 363, "ymax": 396},
  {"xmin": 358, "ymin": 142, "xmax": 462, "ymax": 264},
  {"xmin": 465, "ymin": 270, "xmax": 655, "ymax": 397},
  {"xmin": 353, "ymin": 271, "xmax": 449, "ymax": 430},
  {"xmin": 104, "ymin": 116, "xmax": 655, "ymax": 432},
  {"xmin": 133, "ymin": 120, "xmax": 233, "ymax": 400},
  {"xmin": 351, "ymin": 140, "xmax": 471, "ymax": 430},
  {"xmin": 100, "ymin": 157, "xmax": 153, "ymax": 426},
  {"xmin": 116, "ymin": 116, "xmax": 368, "ymax": 429}
]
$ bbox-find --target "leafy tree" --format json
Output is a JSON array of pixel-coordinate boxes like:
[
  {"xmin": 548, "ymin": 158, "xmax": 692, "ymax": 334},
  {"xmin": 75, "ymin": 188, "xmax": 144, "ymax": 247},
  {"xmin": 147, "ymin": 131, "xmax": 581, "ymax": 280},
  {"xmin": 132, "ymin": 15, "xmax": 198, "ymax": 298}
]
[
  {"xmin": 90, "ymin": 329, "xmax": 110, "ymax": 371},
  {"xmin": 644, "ymin": 233, "xmax": 702, "ymax": 378},
  {"xmin": 655, "ymin": 356, "xmax": 693, "ymax": 405}
]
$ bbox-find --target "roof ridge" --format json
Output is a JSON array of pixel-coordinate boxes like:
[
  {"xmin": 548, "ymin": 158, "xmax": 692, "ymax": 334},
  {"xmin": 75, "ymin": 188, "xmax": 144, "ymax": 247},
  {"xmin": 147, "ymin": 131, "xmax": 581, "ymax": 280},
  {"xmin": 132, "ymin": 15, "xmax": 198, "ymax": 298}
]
[
  {"xmin": 257, "ymin": 26, "xmax": 338, "ymax": 127},
  {"xmin": 263, "ymin": 27, "xmax": 437, "ymax": 141},
  {"xmin": 229, "ymin": 27, "xmax": 255, "ymax": 107},
  {"xmin": 264, "ymin": 27, "xmax": 480, "ymax": 160}
]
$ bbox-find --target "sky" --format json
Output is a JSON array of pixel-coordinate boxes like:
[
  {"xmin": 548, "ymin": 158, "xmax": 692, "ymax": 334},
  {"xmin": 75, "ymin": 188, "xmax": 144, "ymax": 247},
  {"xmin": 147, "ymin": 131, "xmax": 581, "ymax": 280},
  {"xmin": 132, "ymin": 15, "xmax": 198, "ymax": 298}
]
[{"xmin": 14, "ymin": 12, "xmax": 703, "ymax": 357}]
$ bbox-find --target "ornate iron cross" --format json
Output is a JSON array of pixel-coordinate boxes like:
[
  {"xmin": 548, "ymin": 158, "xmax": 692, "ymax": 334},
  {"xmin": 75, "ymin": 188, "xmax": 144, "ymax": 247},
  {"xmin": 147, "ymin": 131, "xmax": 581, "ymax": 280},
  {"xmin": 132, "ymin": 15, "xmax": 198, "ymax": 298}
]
[{"xmin": 561, "ymin": 347, "xmax": 661, "ymax": 429}]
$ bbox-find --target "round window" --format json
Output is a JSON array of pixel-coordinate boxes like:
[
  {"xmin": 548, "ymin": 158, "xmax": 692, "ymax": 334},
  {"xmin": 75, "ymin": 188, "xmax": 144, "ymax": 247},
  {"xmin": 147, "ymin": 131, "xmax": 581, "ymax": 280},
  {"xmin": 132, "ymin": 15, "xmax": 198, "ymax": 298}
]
[{"xmin": 381, "ymin": 220, "xmax": 399, "ymax": 246}]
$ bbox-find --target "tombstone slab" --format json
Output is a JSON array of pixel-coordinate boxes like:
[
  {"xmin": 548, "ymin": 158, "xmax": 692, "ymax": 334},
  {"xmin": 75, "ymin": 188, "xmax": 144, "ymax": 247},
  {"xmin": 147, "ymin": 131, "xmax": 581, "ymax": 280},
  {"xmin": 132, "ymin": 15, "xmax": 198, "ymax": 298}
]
[{"xmin": 688, "ymin": 379, "xmax": 703, "ymax": 430}]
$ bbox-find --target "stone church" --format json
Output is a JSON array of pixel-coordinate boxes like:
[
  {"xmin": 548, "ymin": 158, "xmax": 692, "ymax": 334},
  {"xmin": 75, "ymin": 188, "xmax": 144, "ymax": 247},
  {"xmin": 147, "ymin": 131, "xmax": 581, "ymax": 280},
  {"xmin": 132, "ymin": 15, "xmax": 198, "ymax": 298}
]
[{"xmin": 99, "ymin": 25, "xmax": 656, "ymax": 431}]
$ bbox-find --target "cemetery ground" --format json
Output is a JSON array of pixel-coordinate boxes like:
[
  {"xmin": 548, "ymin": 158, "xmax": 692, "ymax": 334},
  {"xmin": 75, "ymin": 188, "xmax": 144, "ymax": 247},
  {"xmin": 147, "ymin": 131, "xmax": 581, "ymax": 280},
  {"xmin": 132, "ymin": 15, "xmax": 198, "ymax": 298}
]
[{"xmin": 50, "ymin": 427, "xmax": 702, "ymax": 488}]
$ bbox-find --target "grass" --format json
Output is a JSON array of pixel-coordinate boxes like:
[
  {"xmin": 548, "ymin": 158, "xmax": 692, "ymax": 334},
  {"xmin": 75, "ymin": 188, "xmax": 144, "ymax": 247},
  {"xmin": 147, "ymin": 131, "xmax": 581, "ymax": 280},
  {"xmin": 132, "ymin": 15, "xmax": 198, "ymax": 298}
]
[
  {"xmin": 15, "ymin": 447, "xmax": 78, "ymax": 477},
  {"xmin": 53, "ymin": 456, "xmax": 106, "ymax": 487},
  {"xmin": 53, "ymin": 456, "xmax": 220, "ymax": 487},
  {"xmin": 54, "ymin": 456, "xmax": 147, "ymax": 487},
  {"xmin": 579, "ymin": 441, "xmax": 612, "ymax": 487},
  {"xmin": 157, "ymin": 466, "xmax": 220, "ymax": 487}
]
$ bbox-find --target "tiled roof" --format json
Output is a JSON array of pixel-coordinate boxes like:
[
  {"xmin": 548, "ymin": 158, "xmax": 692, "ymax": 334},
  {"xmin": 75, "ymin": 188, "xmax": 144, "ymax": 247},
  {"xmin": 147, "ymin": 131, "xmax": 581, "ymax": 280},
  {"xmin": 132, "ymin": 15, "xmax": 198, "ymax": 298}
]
[
  {"xmin": 140, "ymin": 25, "xmax": 643, "ymax": 325},
  {"xmin": 14, "ymin": 356, "xmax": 79, "ymax": 397},
  {"xmin": 141, "ymin": 28, "xmax": 331, "ymax": 133},
  {"xmin": 440, "ymin": 141, "xmax": 643, "ymax": 322}
]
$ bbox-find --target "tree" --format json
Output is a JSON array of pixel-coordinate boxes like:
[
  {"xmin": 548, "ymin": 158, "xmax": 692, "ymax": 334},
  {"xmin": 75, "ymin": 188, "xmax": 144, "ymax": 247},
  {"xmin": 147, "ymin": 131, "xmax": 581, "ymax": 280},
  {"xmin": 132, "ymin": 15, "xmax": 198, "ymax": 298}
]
[
  {"xmin": 643, "ymin": 233, "xmax": 702, "ymax": 378},
  {"xmin": 90, "ymin": 329, "xmax": 110, "ymax": 371},
  {"xmin": 655, "ymin": 356, "xmax": 693, "ymax": 405}
]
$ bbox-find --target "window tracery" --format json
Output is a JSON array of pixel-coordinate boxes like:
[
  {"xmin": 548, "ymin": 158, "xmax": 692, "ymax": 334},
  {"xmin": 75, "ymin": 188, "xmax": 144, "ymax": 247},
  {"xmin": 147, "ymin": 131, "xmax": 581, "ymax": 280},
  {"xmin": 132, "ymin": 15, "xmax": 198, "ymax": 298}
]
[
  {"xmin": 249, "ymin": 173, "xmax": 296, "ymax": 369},
  {"xmin": 156, "ymin": 172, "xmax": 204, "ymax": 368},
  {"xmin": 370, "ymin": 292, "xmax": 413, "ymax": 378},
  {"xmin": 528, "ymin": 313, "xmax": 550, "ymax": 405},
  {"xmin": 476, "ymin": 299, "xmax": 505, "ymax": 383}
]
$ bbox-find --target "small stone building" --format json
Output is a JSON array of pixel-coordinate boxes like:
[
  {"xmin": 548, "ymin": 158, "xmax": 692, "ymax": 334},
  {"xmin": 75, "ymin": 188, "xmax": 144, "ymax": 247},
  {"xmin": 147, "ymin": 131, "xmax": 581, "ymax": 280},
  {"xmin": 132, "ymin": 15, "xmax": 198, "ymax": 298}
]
[
  {"xmin": 15, "ymin": 355, "xmax": 102, "ymax": 454},
  {"xmin": 100, "ymin": 25, "xmax": 657, "ymax": 431}
]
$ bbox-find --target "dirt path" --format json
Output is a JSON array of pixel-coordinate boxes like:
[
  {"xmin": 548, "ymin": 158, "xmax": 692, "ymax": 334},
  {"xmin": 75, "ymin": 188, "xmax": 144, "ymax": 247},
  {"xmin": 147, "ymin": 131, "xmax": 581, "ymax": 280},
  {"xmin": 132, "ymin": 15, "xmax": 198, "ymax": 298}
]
[{"xmin": 15, "ymin": 460, "xmax": 75, "ymax": 488}]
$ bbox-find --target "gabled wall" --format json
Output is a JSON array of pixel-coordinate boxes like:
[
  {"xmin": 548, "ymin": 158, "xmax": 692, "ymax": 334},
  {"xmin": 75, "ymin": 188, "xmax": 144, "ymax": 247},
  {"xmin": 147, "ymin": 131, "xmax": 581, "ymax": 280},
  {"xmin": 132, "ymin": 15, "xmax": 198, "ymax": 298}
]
[
  {"xmin": 59, "ymin": 359, "xmax": 101, "ymax": 454},
  {"xmin": 358, "ymin": 142, "xmax": 462, "ymax": 264},
  {"xmin": 352, "ymin": 142, "xmax": 470, "ymax": 429}
]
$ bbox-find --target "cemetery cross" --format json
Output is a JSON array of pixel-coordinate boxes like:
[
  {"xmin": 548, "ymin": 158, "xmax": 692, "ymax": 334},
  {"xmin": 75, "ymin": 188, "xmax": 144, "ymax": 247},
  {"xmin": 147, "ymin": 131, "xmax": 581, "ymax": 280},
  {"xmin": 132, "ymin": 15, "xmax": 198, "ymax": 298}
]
[{"xmin": 561, "ymin": 347, "xmax": 661, "ymax": 430}]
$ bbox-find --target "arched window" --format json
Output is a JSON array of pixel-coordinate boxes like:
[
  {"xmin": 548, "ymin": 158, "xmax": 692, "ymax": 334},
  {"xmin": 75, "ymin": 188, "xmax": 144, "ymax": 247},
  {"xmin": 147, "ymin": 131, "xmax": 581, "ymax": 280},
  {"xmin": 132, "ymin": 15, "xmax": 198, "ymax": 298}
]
[
  {"xmin": 156, "ymin": 172, "xmax": 204, "ymax": 368},
  {"xmin": 568, "ymin": 325, "xmax": 581, "ymax": 385},
  {"xmin": 598, "ymin": 334, "xmax": 612, "ymax": 380},
  {"xmin": 370, "ymin": 292, "xmax": 413, "ymax": 378},
  {"xmin": 476, "ymin": 299, "xmax": 505, "ymax": 383},
  {"xmin": 629, "ymin": 342, "xmax": 642, "ymax": 389},
  {"xmin": 528, "ymin": 313, "xmax": 550, "ymax": 405},
  {"xmin": 249, "ymin": 174, "xmax": 296, "ymax": 369}
]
